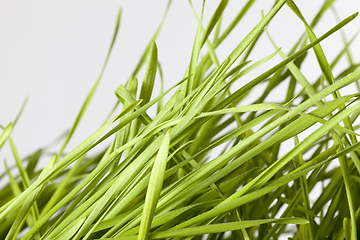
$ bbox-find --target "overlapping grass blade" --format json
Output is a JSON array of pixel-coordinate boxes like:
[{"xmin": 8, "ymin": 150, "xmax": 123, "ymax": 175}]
[
  {"xmin": 138, "ymin": 129, "xmax": 170, "ymax": 240},
  {"xmin": 57, "ymin": 7, "xmax": 122, "ymax": 158},
  {"xmin": 0, "ymin": 123, "xmax": 12, "ymax": 150},
  {"xmin": 1, "ymin": 1, "xmax": 360, "ymax": 239}
]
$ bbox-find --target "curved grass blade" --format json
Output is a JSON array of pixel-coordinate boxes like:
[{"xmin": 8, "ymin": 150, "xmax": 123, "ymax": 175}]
[
  {"xmin": 139, "ymin": 41, "xmax": 158, "ymax": 106},
  {"xmin": 183, "ymin": 0, "xmax": 205, "ymax": 95},
  {"xmin": 13, "ymin": 97, "xmax": 27, "ymax": 127},
  {"xmin": 225, "ymin": 0, "xmax": 287, "ymax": 70},
  {"xmin": 138, "ymin": 129, "xmax": 170, "ymax": 240},
  {"xmin": 131, "ymin": 0, "xmax": 171, "ymax": 77},
  {"xmin": 287, "ymin": 0, "xmax": 336, "ymax": 85},
  {"xmin": 4, "ymin": 160, "xmax": 21, "ymax": 197},
  {"xmin": 57, "ymin": 7, "xmax": 122, "ymax": 158},
  {"xmin": 0, "ymin": 123, "xmax": 12, "ymax": 150},
  {"xmin": 214, "ymin": 0, "xmax": 255, "ymax": 47},
  {"xmin": 200, "ymin": 0, "xmax": 229, "ymax": 48},
  {"xmin": 214, "ymin": 12, "xmax": 358, "ymax": 111}
]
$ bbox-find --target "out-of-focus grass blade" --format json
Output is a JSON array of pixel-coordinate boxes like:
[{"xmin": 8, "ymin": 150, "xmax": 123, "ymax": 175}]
[
  {"xmin": 310, "ymin": 0, "xmax": 336, "ymax": 28},
  {"xmin": 331, "ymin": 6, "xmax": 356, "ymax": 66},
  {"xmin": 0, "ymin": 123, "xmax": 12, "ymax": 150},
  {"xmin": 13, "ymin": 97, "xmax": 27, "ymax": 127},
  {"xmin": 8, "ymin": 138, "xmax": 41, "ymax": 231},
  {"xmin": 9, "ymin": 138, "xmax": 31, "ymax": 189},
  {"xmin": 25, "ymin": 150, "xmax": 42, "ymax": 179},
  {"xmin": 330, "ymin": 29, "xmax": 359, "ymax": 69},
  {"xmin": 4, "ymin": 160, "xmax": 21, "ymax": 197},
  {"xmin": 277, "ymin": 197, "xmax": 318, "ymax": 219},
  {"xmin": 343, "ymin": 217, "xmax": 351, "ymax": 240},
  {"xmin": 261, "ymin": 189, "xmax": 307, "ymax": 239},
  {"xmin": 315, "ymin": 182, "xmax": 344, "ymax": 238},
  {"xmin": 138, "ymin": 129, "xmax": 170, "ymax": 240},
  {"xmin": 5, "ymin": 186, "xmax": 42, "ymax": 240},
  {"xmin": 39, "ymin": 154, "xmax": 85, "ymax": 219}
]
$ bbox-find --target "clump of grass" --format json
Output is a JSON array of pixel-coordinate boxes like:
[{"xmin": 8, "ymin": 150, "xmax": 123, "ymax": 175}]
[{"xmin": 1, "ymin": 0, "xmax": 360, "ymax": 239}]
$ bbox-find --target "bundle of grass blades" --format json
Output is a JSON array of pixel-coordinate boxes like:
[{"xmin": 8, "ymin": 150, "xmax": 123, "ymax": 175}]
[{"xmin": 1, "ymin": 0, "xmax": 360, "ymax": 239}]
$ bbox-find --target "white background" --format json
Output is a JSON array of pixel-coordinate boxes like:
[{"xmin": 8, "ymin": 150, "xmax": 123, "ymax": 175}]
[{"xmin": 1, "ymin": 0, "xmax": 360, "ymax": 170}]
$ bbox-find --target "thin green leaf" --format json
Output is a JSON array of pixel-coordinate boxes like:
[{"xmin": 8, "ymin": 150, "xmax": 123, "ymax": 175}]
[
  {"xmin": 57, "ymin": 7, "xmax": 122, "ymax": 157},
  {"xmin": 138, "ymin": 129, "xmax": 171, "ymax": 240},
  {"xmin": 0, "ymin": 123, "xmax": 12, "ymax": 150}
]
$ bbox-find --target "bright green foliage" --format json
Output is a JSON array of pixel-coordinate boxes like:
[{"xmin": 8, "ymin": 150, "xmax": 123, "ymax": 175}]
[{"xmin": 1, "ymin": 1, "xmax": 360, "ymax": 239}]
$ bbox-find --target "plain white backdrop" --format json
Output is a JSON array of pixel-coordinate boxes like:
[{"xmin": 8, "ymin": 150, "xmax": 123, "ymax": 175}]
[{"xmin": 1, "ymin": 0, "xmax": 360, "ymax": 172}]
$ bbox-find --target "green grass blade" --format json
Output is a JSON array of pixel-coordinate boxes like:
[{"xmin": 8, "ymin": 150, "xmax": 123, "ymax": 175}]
[
  {"xmin": 200, "ymin": 0, "xmax": 229, "ymax": 48},
  {"xmin": 57, "ymin": 7, "xmax": 122, "ymax": 157},
  {"xmin": 139, "ymin": 41, "xmax": 158, "ymax": 106},
  {"xmin": 0, "ymin": 123, "xmax": 13, "ymax": 150},
  {"xmin": 13, "ymin": 97, "xmax": 27, "ymax": 127},
  {"xmin": 214, "ymin": 12, "xmax": 358, "ymax": 111},
  {"xmin": 148, "ymin": 218, "xmax": 308, "ymax": 239},
  {"xmin": 214, "ymin": 0, "xmax": 255, "ymax": 47},
  {"xmin": 51, "ymin": 217, "xmax": 86, "ymax": 240},
  {"xmin": 131, "ymin": 1, "xmax": 171, "ymax": 77},
  {"xmin": 4, "ymin": 160, "xmax": 21, "ymax": 197},
  {"xmin": 294, "ymin": 136, "xmax": 314, "ymax": 240},
  {"xmin": 171, "ymin": 145, "xmax": 337, "ymax": 230},
  {"xmin": 287, "ymin": 0, "xmax": 336, "ymax": 86},
  {"xmin": 138, "ymin": 129, "xmax": 170, "ymax": 240},
  {"xmin": 333, "ymin": 133, "xmax": 357, "ymax": 240},
  {"xmin": 225, "ymin": 0, "xmax": 287, "ymax": 70}
]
